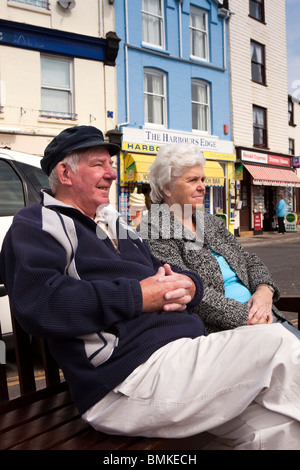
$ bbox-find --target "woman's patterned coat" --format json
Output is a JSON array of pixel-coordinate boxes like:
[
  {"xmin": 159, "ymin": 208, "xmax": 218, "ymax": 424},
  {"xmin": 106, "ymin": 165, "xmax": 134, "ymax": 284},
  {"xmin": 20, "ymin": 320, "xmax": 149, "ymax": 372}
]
[{"xmin": 139, "ymin": 204, "xmax": 285, "ymax": 333}]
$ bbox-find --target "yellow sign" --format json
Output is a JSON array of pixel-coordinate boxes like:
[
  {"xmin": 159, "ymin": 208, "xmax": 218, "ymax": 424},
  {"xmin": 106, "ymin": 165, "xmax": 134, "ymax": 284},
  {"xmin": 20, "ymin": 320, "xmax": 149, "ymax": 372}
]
[
  {"xmin": 123, "ymin": 142, "xmax": 160, "ymax": 154},
  {"xmin": 122, "ymin": 143, "xmax": 236, "ymax": 161}
]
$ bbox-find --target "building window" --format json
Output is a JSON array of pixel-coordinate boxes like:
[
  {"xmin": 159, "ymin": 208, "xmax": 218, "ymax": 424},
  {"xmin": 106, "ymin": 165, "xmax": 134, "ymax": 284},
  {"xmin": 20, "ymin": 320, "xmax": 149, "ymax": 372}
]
[
  {"xmin": 251, "ymin": 40, "xmax": 266, "ymax": 84},
  {"xmin": 288, "ymin": 97, "xmax": 295, "ymax": 126},
  {"xmin": 289, "ymin": 139, "xmax": 295, "ymax": 156},
  {"xmin": 40, "ymin": 56, "xmax": 76, "ymax": 120},
  {"xmin": 249, "ymin": 0, "xmax": 265, "ymax": 23},
  {"xmin": 190, "ymin": 6, "xmax": 209, "ymax": 61},
  {"xmin": 10, "ymin": 0, "xmax": 50, "ymax": 9},
  {"xmin": 253, "ymin": 105, "xmax": 267, "ymax": 148},
  {"xmin": 191, "ymin": 80, "xmax": 210, "ymax": 133},
  {"xmin": 144, "ymin": 69, "xmax": 166, "ymax": 126},
  {"xmin": 142, "ymin": 0, "xmax": 165, "ymax": 49}
]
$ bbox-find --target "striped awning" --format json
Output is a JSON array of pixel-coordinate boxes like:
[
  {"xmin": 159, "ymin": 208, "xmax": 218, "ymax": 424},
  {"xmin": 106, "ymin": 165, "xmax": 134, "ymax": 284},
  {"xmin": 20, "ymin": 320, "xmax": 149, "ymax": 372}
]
[{"xmin": 244, "ymin": 164, "xmax": 300, "ymax": 188}]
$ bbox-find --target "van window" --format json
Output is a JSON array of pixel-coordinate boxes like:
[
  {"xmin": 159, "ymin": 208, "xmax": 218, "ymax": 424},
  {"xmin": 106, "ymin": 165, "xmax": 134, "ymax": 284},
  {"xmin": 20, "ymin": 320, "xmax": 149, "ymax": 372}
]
[
  {"xmin": 0, "ymin": 160, "xmax": 25, "ymax": 216},
  {"xmin": 15, "ymin": 161, "xmax": 50, "ymax": 192}
]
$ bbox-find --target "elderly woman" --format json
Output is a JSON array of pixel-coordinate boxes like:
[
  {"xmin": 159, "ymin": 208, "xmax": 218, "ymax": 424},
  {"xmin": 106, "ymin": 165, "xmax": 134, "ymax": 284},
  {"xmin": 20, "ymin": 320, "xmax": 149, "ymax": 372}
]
[{"xmin": 139, "ymin": 143, "xmax": 300, "ymax": 338}]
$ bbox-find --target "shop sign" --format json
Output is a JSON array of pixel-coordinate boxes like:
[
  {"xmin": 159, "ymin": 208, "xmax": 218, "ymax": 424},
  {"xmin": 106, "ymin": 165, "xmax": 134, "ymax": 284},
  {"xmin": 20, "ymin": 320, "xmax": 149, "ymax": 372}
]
[
  {"xmin": 285, "ymin": 213, "xmax": 297, "ymax": 232},
  {"xmin": 122, "ymin": 128, "xmax": 219, "ymax": 152},
  {"xmin": 235, "ymin": 165, "xmax": 243, "ymax": 180},
  {"xmin": 205, "ymin": 177, "xmax": 223, "ymax": 187},
  {"xmin": 253, "ymin": 212, "xmax": 262, "ymax": 232},
  {"xmin": 242, "ymin": 150, "xmax": 290, "ymax": 167},
  {"xmin": 293, "ymin": 157, "xmax": 300, "ymax": 168},
  {"xmin": 122, "ymin": 142, "xmax": 160, "ymax": 154}
]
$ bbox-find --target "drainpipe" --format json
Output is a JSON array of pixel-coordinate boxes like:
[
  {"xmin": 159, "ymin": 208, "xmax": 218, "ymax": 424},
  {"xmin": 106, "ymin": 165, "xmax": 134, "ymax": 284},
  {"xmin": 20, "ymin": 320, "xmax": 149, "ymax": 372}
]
[
  {"xmin": 117, "ymin": 0, "xmax": 130, "ymax": 128},
  {"xmin": 178, "ymin": 0, "xmax": 183, "ymax": 58},
  {"xmin": 98, "ymin": 0, "xmax": 103, "ymax": 38},
  {"xmin": 218, "ymin": 7, "xmax": 234, "ymax": 70}
]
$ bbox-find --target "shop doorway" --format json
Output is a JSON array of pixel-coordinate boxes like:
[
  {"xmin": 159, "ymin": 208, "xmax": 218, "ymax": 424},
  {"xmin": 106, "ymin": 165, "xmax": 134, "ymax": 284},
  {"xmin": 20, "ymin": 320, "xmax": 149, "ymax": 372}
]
[
  {"xmin": 240, "ymin": 174, "xmax": 251, "ymax": 232},
  {"xmin": 263, "ymin": 186, "xmax": 276, "ymax": 231}
]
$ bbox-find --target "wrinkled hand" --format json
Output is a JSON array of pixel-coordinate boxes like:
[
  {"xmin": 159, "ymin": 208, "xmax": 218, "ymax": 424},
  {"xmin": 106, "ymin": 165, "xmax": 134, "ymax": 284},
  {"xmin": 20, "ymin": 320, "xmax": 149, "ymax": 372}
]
[
  {"xmin": 247, "ymin": 285, "xmax": 274, "ymax": 325},
  {"xmin": 140, "ymin": 264, "xmax": 196, "ymax": 313}
]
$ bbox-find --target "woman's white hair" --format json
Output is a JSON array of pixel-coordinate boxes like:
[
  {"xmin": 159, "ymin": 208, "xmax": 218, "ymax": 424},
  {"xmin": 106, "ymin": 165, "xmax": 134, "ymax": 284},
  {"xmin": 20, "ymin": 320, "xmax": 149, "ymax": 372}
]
[{"xmin": 149, "ymin": 143, "xmax": 205, "ymax": 203}]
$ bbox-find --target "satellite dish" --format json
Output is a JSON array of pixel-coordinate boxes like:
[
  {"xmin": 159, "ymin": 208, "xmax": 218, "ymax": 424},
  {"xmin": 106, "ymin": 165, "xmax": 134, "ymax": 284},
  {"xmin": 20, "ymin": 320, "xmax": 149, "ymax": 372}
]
[{"xmin": 57, "ymin": 0, "xmax": 76, "ymax": 9}]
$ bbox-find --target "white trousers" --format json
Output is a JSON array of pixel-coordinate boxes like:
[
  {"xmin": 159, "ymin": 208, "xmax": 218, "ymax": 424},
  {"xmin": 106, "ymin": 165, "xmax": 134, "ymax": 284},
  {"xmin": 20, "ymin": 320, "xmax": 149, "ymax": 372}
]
[{"xmin": 83, "ymin": 324, "xmax": 300, "ymax": 450}]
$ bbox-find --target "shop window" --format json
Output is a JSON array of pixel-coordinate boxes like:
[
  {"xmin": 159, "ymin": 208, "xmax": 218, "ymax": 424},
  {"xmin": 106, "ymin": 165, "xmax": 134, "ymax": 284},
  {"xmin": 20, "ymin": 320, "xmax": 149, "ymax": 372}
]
[
  {"xmin": 249, "ymin": 0, "xmax": 265, "ymax": 23},
  {"xmin": 191, "ymin": 80, "xmax": 210, "ymax": 133},
  {"xmin": 253, "ymin": 105, "xmax": 267, "ymax": 148},
  {"xmin": 251, "ymin": 40, "xmax": 266, "ymax": 85},
  {"xmin": 144, "ymin": 68, "xmax": 166, "ymax": 126},
  {"xmin": 142, "ymin": 0, "xmax": 165, "ymax": 49},
  {"xmin": 189, "ymin": 6, "xmax": 209, "ymax": 61},
  {"xmin": 40, "ymin": 56, "xmax": 77, "ymax": 120}
]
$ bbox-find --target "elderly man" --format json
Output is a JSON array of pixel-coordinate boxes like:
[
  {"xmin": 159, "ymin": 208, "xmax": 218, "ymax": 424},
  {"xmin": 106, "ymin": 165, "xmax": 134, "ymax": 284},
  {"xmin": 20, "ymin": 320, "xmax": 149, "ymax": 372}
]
[{"xmin": 0, "ymin": 126, "xmax": 299, "ymax": 450}]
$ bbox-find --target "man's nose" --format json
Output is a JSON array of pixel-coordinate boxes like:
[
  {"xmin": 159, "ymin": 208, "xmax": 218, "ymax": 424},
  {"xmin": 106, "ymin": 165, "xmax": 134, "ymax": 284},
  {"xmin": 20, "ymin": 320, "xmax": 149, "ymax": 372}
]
[{"xmin": 105, "ymin": 165, "xmax": 117, "ymax": 180}]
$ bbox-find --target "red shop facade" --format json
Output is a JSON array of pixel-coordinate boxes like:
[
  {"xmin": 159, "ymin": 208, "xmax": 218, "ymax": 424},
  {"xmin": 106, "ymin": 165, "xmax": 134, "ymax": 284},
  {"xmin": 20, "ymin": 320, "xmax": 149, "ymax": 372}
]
[{"xmin": 235, "ymin": 148, "xmax": 300, "ymax": 235}]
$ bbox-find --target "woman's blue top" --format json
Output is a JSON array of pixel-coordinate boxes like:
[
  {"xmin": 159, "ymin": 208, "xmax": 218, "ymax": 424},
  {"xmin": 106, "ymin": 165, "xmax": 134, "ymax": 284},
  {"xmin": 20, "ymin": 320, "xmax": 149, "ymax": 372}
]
[{"xmin": 211, "ymin": 251, "xmax": 252, "ymax": 303}]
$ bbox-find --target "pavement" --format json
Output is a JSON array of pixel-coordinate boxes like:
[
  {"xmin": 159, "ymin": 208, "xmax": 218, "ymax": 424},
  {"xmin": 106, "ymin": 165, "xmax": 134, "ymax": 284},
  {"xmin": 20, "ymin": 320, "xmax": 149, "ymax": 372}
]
[{"xmin": 237, "ymin": 227, "xmax": 300, "ymax": 247}]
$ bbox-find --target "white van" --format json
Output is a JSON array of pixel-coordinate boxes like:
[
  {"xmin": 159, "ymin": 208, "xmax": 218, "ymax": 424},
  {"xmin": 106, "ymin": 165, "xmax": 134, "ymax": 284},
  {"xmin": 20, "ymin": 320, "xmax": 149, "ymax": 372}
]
[{"xmin": 0, "ymin": 148, "xmax": 50, "ymax": 349}]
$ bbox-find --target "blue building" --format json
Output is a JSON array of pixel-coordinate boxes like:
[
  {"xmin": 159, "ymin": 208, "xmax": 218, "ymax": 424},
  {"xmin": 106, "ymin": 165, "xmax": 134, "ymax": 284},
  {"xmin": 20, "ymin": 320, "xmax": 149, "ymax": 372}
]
[{"xmin": 114, "ymin": 0, "xmax": 236, "ymax": 231}]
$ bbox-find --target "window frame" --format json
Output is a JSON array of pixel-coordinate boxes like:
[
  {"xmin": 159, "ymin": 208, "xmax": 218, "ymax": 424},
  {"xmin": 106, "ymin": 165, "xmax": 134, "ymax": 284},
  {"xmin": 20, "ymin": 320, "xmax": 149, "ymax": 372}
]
[
  {"xmin": 8, "ymin": 0, "xmax": 50, "ymax": 9},
  {"xmin": 189, "ymin": 6, "xmax": 209, "ymax": 62},
  {"xmin": 251, "ymin": 40, "xmax": 266, "ymax": 85},
  {"xmin": 249, "ymin": 0, "xmax": 265, "ymax": 23},
  {"xmin": 253, "ymin": 105, "xmax": 268, "ymax": 148},
  {"xmin": 288, "ymin": 97, "xmax": 295, "ymax": 126},
  {"xmin": 40, "ymin": 55, "xmax": 76, "ymax": 121},
  {"xmin": 143, "ymin": 68, "xmax": 167, "ymax": 128},
  {"xmin": 289, "ymin": 138, "xmax": 295, "ymax": 156},
  {"xmin": 142, "ymin": 0, "xmax": 165, "ymax": 50},
  {"xmin": 191, "ymin": 79, "xmax": 211, "ymax": 134}
]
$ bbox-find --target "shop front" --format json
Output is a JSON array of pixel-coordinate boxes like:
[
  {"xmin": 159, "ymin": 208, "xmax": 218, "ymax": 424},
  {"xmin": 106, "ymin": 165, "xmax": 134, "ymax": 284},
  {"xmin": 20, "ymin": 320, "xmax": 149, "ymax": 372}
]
[
  {"xmin": 118, "ymin": 128, "xmax": 235, "ymax": 231},
  {"xmin": 235, "ymin": 148, "xmax": 300, "ymax": 235}
]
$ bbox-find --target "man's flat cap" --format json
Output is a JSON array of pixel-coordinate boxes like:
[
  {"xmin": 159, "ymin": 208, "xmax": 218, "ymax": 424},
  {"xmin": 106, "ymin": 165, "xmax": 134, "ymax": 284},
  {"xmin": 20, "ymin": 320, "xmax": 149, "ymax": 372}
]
[{"xmin": 41, "ymin": 125, "xmax": 120, "ymax": 175}]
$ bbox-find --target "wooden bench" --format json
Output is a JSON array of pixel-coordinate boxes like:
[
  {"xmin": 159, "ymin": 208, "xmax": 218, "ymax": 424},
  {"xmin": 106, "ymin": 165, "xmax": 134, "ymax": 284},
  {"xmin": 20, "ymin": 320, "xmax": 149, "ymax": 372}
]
[{"xmin": 0, "ymin": 288, "xmax": 298, "ymax": 451}]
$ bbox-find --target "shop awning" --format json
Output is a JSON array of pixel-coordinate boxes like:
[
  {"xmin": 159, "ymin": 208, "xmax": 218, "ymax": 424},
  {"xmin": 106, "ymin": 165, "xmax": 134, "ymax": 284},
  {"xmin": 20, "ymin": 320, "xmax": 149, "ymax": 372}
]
[
  {"xmin": 204, "ymin": 161, "xmax": 225, "ymax": 187},
  {"xmin": 124, "ymin": 154, "xmax": 225, "ymax": 186},
  {"xmin": 244, "ymin": 164, "xmax": 300, "ymax": 188},
  {"xmin": 124, "ymin": 153, "xmax": 155, "ymax": 183}
]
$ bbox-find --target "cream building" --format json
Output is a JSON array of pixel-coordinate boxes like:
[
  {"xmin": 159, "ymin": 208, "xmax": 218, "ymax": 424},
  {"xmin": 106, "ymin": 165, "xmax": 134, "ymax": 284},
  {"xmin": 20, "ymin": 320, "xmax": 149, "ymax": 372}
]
[
  {"xmin": 227, "ymin": 0, "xmax": 300, "ymax": 235},
  {"xmin": 0, "ymin": 0, "xmax": 120, "ymax": 203},
  {"xmin": 288, "ymin": 95, "xmax": 300, "ymax": 216}
]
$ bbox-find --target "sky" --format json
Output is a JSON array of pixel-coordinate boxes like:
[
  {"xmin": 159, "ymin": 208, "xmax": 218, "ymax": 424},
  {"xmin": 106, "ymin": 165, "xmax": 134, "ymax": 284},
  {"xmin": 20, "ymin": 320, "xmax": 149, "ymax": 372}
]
[{"xmin": 286, "ymin": 0, "xmax": 300, "ymax": 99}]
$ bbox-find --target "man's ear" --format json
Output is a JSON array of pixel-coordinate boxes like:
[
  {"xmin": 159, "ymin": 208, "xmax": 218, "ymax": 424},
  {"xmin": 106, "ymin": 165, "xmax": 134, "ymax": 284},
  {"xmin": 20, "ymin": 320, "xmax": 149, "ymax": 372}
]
[{"xmin": 56, "ymin": 162, "xmax": 73, "ymax": 186}]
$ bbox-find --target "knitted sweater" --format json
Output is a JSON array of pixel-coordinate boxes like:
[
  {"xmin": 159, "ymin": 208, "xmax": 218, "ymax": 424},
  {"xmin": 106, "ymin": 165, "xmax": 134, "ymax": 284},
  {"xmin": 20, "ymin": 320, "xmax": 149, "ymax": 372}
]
[
  {"xmin": 139, "ymin": 204, "xmax": 285, "ymax": 333},
  {"xmin": 0, "ymin": 192, "xmax": 205, "ymax": 415}
]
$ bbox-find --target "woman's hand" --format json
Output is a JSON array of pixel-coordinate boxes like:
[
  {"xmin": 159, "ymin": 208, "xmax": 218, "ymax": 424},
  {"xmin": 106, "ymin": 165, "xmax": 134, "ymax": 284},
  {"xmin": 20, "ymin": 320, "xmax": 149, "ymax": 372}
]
[{"xmin": 247, "ymin": 285, "xmax": 274, "ymax": 325}]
